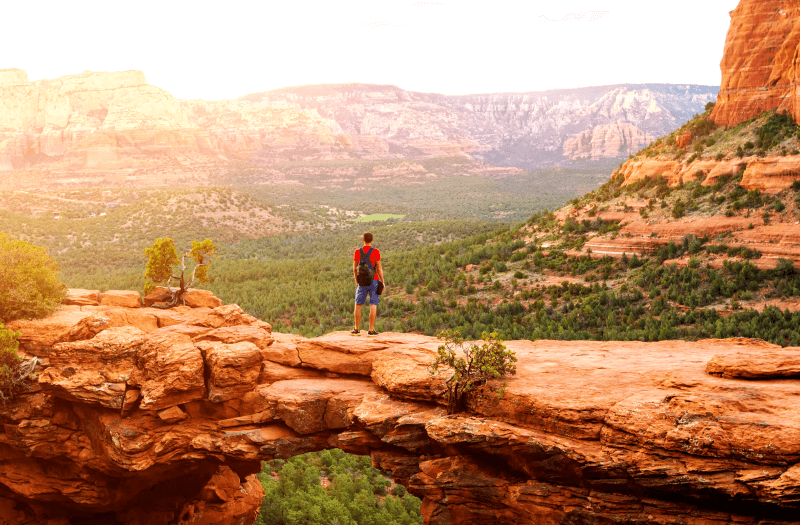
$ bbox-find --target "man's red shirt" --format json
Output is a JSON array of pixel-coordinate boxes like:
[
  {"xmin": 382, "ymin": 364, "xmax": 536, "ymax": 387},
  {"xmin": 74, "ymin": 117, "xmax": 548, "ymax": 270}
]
[{"xmin": 354, "ymin": 246, "xmax": 381, "ymax": 281}]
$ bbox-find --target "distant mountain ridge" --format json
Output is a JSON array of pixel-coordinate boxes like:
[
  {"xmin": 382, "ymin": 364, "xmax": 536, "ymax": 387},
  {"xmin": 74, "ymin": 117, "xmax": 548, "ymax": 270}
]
[{"xmin": 0, "ymin": 68, "xmax": 717, "ymax": 178}]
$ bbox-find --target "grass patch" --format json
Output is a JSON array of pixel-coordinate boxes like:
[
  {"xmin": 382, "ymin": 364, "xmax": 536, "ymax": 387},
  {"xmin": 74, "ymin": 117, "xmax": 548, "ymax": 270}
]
[{"xmin": 351, "ymin": 214, "xmax": 406, "ymax": 223}]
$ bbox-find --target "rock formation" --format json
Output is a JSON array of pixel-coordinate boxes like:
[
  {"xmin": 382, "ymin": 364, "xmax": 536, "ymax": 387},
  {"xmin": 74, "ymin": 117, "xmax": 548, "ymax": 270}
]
[
  {"xmin": 710, "ymin": 0, "xmax": 800, "ymax": 126},
  {"xmin": 613, "ymin": 0, "xmax": 800, "ymax": 202},
  {"xmin": 562, "ymin": 121, "xmax": 656, "ymax": 160},
  {"xmin": 1, "ymin": 291, "xmax": 799, "ymax": 524},
  {"xmin": 0, "ymin": 68, "xmax": 716, "ymax": 180},
  {"xmin": 0, "ymin": 69, "xmax": 210, "ymax": 173}
]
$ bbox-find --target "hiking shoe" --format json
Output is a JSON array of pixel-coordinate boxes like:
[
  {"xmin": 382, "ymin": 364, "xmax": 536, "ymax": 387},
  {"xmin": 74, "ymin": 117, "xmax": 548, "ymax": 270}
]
[
  {"xmin": 367, "ymin": 330, "xmax": 379, "ymax": 337},
  {"xmin": 350, "ymin": 329, "xmax": 361, "ymax": 336}
]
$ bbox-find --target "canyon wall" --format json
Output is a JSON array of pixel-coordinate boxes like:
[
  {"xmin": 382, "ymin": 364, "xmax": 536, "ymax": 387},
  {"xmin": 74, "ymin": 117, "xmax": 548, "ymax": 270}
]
[
  {"xmin": 710, "ymin": 0, "xmax": 800, "ymax": 126},
  {"xmin": 0, "ymin": 69, "xmax": 211, "ymax": 172},
  {"xmin": 616, "ymin": 0, "xmax": 800, "ymax": 196},
  {"xmin": 0, "ymin": 69, "xmax": 716, "ymax": 176},
  {"xmin": 1, "ymin": 292, "xmax": 798, "ymax": 524}
]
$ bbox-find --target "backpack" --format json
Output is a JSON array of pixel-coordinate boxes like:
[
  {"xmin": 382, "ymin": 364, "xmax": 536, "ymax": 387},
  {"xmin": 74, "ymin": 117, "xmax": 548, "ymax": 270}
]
[{"xmin": 357, "ymin": 247, "xmax": 376, "ymax": 286}]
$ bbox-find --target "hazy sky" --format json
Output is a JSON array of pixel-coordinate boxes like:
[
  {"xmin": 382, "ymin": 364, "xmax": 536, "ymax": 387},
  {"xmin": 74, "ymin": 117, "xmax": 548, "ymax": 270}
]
[{"xmin": 4, "ymin": 0, "xmax": 739, "ymax": 100}]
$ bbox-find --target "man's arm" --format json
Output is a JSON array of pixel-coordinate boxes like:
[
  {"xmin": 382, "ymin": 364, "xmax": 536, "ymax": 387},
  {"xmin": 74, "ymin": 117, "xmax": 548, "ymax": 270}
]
[
  {"xmin": 353, "ymin": 260, "xmax": 359, "ymax": 284},
  {"xmin": 376, "ymin": 260, "xmax": 385, "ymax": 284}
]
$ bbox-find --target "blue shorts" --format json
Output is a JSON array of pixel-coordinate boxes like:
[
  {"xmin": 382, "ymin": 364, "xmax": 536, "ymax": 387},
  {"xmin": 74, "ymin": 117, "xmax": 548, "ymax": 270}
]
[{"xmin": 355, "ymin": 280, "xmax": 380, "ymax": 305}]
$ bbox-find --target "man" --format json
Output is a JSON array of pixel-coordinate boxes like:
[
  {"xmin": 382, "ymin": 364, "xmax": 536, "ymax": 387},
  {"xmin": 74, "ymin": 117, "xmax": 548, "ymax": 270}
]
[{"xmin": 352, "ymin": 232, "xmax": 384, "ymax": 336}]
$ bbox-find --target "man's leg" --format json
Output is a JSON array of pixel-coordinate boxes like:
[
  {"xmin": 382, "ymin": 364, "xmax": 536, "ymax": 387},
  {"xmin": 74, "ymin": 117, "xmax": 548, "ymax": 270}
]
[
  {"xmin": 368, "ymin": 280, "xmax": 379, "ymax": 332},
  {"xmin": 354, "ymin": 303, "xmax": 362, "ymax": 330},
  {"xmin": 369, "ymin": 305, "xmax": 377, "ymax": 331}
]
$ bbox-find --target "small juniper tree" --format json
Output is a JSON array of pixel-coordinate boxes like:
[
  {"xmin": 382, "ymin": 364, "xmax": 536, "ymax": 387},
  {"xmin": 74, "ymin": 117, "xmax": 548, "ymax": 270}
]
[
  {"xmin": 144, "ymin": 238, "xmax": 216, "ymax": 307},
  {"xmin": 0, "ymin": 324, "xmax": 38, "ymax": 405},
  {"xmin": 429, "ymin": 330, "xmax": 517, "ymax": 414}
]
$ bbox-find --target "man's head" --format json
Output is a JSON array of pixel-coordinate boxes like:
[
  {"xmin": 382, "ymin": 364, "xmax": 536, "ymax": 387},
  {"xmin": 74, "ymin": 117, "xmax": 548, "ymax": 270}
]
[{"xmin": 363, "ymin": 232, "xmax": 373, "ymax": 244}]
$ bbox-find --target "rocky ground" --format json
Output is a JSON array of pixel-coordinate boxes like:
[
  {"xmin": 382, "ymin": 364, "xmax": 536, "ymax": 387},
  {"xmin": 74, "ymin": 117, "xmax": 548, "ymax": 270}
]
[{"xmin": 1, "ymin": 289, "xmax": 798, "ymax": 524}]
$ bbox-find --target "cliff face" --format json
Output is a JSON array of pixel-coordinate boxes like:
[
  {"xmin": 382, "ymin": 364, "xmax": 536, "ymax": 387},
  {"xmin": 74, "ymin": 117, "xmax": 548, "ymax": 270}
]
[
  {"xmin": 710, "ymin": 0, "xmax": 800, "ymax": 126},
  {"xmin": 0, "ymin": 69, "xmax": 716, "ymax": 176},
  {"xmin": 0, "ymin": 69, "xmax": 210, "ymax": 172},
  {"xmin": 1, "ymin": 292, "xmax": 799, "ymax": 524},
  {"xmin": 562, "ymin": 121, "xmax": 655, "ymax": 159}
]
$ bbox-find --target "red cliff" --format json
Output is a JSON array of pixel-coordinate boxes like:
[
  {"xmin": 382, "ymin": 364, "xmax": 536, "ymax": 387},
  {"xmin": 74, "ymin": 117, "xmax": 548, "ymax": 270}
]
[
  {"xmin": 1, "ymin": 292, "xmax": 799, "ymax": 524},
  {"xmin": 710, "ymin": 0, "xmax": 800, "ymax": 126}
]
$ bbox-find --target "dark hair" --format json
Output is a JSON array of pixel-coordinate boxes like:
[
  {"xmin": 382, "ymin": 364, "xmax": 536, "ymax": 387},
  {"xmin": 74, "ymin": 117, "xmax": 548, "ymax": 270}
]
[{"xmin": 363, "ymin": 232, "xmax": 373, "ymax": 243}]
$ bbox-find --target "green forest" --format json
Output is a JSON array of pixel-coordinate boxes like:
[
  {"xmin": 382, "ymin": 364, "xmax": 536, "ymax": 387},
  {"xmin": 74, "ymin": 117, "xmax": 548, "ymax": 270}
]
[{"xmin": 256, "ymin": 450, "xmax": 421, "ymax": 525}]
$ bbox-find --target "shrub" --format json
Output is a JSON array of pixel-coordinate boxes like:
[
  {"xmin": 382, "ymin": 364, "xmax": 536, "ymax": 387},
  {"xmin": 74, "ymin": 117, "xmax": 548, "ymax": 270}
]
[
  {"xmin": 0, "ymin": 324, "xmax": 36, "ymax": 405},
  {"xmin": 672, "ymin": 199, "xmax": 686, "ymax": 219},
  {"xmin": 715, "ymin": 152, "xmax": 725, "ymax": 161},
  {"xmin": 756, "ymin": 111, "xmax": 797, "ymax": 150},
  {"xmin": 429, "ymin": 331, "xmax": 517, "ymax": 414},
  {"xmin": 773, "ymin": 200, "xmax": 785, "ymax": 212},
  {"xmin": 0, "ymin": 234, "xmax": 66, "ymax": 323}
]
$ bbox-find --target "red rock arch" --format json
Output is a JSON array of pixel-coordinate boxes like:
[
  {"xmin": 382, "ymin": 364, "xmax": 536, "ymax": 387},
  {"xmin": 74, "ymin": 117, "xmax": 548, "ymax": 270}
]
[{"xmin": 2, "ymin": 299, "xmax": 800, "ymax": 524}]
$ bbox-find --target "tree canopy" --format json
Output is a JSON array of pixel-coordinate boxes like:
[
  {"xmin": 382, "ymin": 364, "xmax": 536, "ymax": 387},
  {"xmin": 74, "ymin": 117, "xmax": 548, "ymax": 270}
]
[{"xmin": 144, "ymin": 237, "xmax": 216, "ymax": 306}]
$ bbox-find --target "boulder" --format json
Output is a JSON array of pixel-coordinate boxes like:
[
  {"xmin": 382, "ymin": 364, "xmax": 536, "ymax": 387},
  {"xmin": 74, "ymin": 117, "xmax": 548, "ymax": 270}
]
[
  {"xmin": 157, "ymin": 405, "xmax": 188, "ymax": 423},
  {"xmin": 259, "ymin": 341, "xmax": 301, "ymax": 367},
  {"xmin": 675, "ymin": 130, "xmax": 692, "ymax": 149},
  {"xmin": 99, "ymin": 290, "xmax": 142, "ymax": 308},
  {"xmin": 198, "ymin": 341, "xmax": 262, "ymax": 402},
  {"xmin": 63, "ymin": 289, "xmax": 100, "ymax": 306},
  {"xmin": 182, "ymin": 289, "xmax": 223, "ymax": 308},
  {"xmin": 137, "ymin": 331, "xmax": 206, "ymax": 410},
  {"xmin": 143, "ymin": 286, "xmax": 172, "ymax": 307}
]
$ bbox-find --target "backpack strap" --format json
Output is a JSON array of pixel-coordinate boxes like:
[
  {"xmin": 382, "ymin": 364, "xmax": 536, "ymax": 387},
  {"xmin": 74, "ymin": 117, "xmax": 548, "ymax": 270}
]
[{"xmin": 360, "ymin": 247, "xmax": 375, "ymax": 270}]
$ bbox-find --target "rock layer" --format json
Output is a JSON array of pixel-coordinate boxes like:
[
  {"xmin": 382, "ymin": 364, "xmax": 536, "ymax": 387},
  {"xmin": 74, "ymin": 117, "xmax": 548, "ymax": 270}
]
[
  {"xmin": 710, "ymin": 0, "xmax": 800, "ymax": 126},
  {"xmin": 1, "ymin": 292, "xmax": 799, "ymax": 524}
]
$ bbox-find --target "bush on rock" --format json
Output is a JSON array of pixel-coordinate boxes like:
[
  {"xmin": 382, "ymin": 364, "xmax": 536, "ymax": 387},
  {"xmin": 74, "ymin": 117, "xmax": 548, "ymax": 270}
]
[{"xmin": 0, "ymin": 233, "xmax": 66, "ymax": 322}]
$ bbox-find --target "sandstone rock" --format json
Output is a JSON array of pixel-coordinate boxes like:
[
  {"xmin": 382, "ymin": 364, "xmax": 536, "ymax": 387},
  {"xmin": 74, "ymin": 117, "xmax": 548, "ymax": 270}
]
[
  {"xmin": 255, "ymin": 379, "xmax": 377, "ymax": 434},
  {"xmin": 259, "ymin": 341, "xmax": 301, "ymax": 367},
  {"xmin": 99, "ymin": 290, "xmax": 142, "ymax": 308},
  {"xmin": 49, "ymin": 326, "xmax": 144, "ymax": 372},
  {"xmin": 137, "ymin": 331, "xmax": 205, "ymax": 410},
  {"xmin": 706, "ymin": 348, "xmax": 800, "ymax": 379},
  {"xmin": 675, "ymin": 130, "xmax": 692, "ymax": 148},
  {"xmin": 181, "ymin": 289, "xmax": 223, "ymax": 308},
  {"xmin": 6, "ymin": 306, "xmax": 94, "ymax": 356},
  {"xmin": 258, "ymin": 361, "xmax": 327, "ymax": 385},
  {"xmin": 198, "ymin": 341, "xmax": 262, "ymax": 402},
  {"xmin": 194, "ymin": 325, "xmax": 273, "ymax": 350},
  {"xmin": 158, "ymin": 405, "xmax": 189, "ymax": 423},
  {"xmin": 296, "ymin": 331, "xmax": 398, "ymax": 375},
  {"xmin": 81, "ymin": 306, "xmax": 160, "ymax": 333},
  {"xmin": 39, "ymin": 327, "xmax": 145, "ymax": 409},
  {"xmin": 6, "ymin": 309, "xmax": 800, "ymax": 524},
  {"xmin": 563, "ymin": 122, "xmax": 655, "ymax": 160},
  {"xmin": 143, "ymin": 286, "xmax": 172, "ymax": 307},
  {"xmin": 58, "ymin": 313, "xmax": 110, "ymax": 342},
  {"xmin": 710, "ymin": 0, "xmax": 800, "ymax": 126},
  {"xmin": 63, "ymin": 288, "xmax": 100, "ymax": 306}
]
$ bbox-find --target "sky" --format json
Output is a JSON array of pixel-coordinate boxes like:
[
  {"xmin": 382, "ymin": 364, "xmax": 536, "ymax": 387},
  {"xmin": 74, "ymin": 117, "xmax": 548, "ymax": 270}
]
[{"xmin": 3, "ymin": 0, "xmax": 740, "ymax": 100}]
